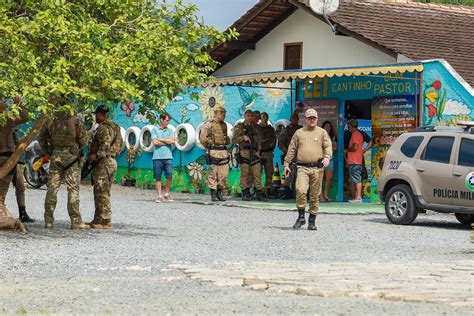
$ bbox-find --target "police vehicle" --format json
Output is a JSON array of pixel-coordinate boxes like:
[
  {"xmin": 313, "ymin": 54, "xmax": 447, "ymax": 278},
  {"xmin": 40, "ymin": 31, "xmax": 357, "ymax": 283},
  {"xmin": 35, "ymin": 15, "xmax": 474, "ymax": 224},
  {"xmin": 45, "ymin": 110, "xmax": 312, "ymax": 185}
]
[{"xmin": 378, "ymin": 121, "xmax": 474, "ymax": 225}]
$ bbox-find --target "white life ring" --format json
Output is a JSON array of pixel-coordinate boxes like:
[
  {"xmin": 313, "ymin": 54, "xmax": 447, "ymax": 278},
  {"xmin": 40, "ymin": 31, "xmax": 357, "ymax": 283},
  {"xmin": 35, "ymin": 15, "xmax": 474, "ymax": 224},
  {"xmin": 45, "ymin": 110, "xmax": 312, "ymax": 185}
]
[
  {"xmin": 195, "ymin": 122, "xmax": 206, "ymax": 150},
  {"xmin": 234, "ymin": 119, "xmax": 244, "ymax": 127},
  {"xmin": 139, "ymin": 125, "xmax": 155, "ymax": 153},
  {"xmin": 125, "ymin": 126, "xmax": 141, "ymax": 151},
  {"xmin": 120, "ymin": 127, "xmax": 126, "ymax": 153},
  {"xmin": 274, "ymin": 119, "xmax": 290, "ymax": 134},
  {"xmin": 174, "ymin": 123, "xmax": 196, "ymax": 152}
]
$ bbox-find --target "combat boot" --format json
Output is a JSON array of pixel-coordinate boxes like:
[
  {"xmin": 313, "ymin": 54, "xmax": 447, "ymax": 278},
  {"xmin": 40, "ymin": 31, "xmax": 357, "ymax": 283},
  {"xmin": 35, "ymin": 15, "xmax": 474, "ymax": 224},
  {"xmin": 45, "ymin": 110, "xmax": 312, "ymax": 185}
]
[
  {"xmin": 308, "ymin": 214, "xmax": 317, "ymax": 231},
  {"xmin": 210, "ymin": 189, "xmax": 218, "ymax": 202},
  {"xmin": 71, "ymin": 222, "xmax": 90, "ymax": 230},
  {"xmin": 91, "ymin": 222, "xmax": 112, "ymax": 229},
  {"xmin": 19, "ymin": 206, "xmax": 35, "ymax": 223},
  {"xmin": 216, "ymin": 189, "xmax": 226, "ymax": 201},
  {"xmin": 256, "ymin": 190, "xmax": 267, "ymax": 202},
  {"xmin": 242, "ymin": 189, "xmax": 252, "ymax": 201},
  {"xmin": 293, "ymin": 208, "xmax": 306, "ymax": 229}
]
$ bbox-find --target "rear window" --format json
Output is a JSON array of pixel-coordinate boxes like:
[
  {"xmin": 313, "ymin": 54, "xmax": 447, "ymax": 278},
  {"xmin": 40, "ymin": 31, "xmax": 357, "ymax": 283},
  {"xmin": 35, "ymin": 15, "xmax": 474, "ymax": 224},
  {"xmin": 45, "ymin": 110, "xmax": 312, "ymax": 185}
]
[
  {"xmin": 458, "ymin": 138, "xmax": 474, "ymax": 167},
  {"xmin": 421, "ymin": 136, "xmax": 454, "ymax": 164},
  {"xmin": 400, "ymin": 136, "xmax": 423, "ymax": 158}
]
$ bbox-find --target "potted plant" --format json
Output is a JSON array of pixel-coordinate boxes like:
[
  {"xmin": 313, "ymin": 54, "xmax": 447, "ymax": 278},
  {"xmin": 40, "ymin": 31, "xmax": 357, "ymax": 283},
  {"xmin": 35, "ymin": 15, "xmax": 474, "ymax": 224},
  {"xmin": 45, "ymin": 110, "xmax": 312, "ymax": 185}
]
[{"xmin": 122, "ymin": 147, "xmax": 141, "ymax": 187}]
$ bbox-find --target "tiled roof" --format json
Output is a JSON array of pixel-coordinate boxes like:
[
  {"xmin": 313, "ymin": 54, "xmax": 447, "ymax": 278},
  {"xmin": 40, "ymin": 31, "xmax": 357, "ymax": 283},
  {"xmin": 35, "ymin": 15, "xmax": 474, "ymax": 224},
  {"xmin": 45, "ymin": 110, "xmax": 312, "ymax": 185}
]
[
  {"xmin": 211, "ymin": 0, "xmax": 474, "ymax": 86},
  {"xmin": 327, "ymin": 0, "xmax": 474, "ymax": 86}
]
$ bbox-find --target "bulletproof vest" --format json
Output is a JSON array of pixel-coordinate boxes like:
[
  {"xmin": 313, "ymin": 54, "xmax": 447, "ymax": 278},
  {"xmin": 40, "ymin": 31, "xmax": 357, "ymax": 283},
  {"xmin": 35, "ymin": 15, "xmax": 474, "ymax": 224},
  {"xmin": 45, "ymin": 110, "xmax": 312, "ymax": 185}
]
[
  {"xmin": 102, "ymin": 120, "xmax": 123, "ymax": 155},
  {"xmin": 48, "ymin": 114, "xmax": 78, "ymax": 147},
  {"xmin": 210, "ymin": 120, "xmax": 229, "ymax": 146}
]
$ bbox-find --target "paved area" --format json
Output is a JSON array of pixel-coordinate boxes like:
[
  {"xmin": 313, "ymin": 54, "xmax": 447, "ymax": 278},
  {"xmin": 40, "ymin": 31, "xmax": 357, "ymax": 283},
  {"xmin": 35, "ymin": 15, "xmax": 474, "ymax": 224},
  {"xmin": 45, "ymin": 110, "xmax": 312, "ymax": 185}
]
[
  {"xmin": 183, "ymin": 197, "xmax": 384, "ymax": 214},
  {"xmin": 1, "ymin": 184, "xmax": 473, "ymax": 315}
]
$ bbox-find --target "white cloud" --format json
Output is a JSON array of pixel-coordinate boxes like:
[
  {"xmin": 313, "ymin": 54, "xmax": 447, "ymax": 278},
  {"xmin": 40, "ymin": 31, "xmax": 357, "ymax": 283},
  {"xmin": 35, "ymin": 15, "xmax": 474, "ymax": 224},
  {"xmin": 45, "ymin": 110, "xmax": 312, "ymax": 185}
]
[
  {"xmin": 173, "ymin": 95, "xmax": 184, "ymax": 102},
  {"xmin": 187, "ymin": 103, "xmax": 198, "ymax": 111},
  {"xmin": 443, "ymin": 99, "xmax": 471, "ymax": 115},
  {"xmin": 132, "ymin": 113, "xmax": 149, "ymax": 123}
]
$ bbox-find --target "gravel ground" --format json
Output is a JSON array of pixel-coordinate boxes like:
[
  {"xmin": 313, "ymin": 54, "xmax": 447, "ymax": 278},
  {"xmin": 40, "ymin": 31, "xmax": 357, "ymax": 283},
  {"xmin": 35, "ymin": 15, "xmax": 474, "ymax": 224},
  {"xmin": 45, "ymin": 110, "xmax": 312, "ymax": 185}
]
[{"xmin": 1, "ymin": 184, "xmax": 473, "ymax": 315}]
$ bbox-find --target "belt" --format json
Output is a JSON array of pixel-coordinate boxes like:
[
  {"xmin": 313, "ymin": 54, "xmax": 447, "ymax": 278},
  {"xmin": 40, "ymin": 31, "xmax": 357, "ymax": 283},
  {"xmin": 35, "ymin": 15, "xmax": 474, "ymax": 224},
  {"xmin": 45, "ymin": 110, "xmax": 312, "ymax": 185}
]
[
  {"xmin": 0, "ymin": 151, "xmax": 13, "ymax": 157},
  {"xmin": 208, "ymin": 145, "xmax": 226, "ymax": 150},
  {"xmin": 296, "ymin": 160, "xmax": 324, "ymax": 168}
]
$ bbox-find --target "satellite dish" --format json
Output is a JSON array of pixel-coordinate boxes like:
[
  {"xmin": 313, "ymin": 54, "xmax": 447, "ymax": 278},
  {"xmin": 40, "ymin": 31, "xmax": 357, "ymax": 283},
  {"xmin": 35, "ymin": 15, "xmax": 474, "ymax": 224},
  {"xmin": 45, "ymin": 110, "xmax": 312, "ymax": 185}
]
[{"xmin": 309, "ymin": 0, "xmax": 339, "ymax": 15}]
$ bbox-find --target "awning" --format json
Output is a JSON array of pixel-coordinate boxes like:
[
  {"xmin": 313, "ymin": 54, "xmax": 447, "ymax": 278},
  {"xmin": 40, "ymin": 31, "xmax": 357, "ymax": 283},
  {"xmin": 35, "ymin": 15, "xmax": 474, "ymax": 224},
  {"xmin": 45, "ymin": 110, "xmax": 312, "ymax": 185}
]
[{"xmin": 203, "ymin": 63, "xmax": 424, "ymax": 87}]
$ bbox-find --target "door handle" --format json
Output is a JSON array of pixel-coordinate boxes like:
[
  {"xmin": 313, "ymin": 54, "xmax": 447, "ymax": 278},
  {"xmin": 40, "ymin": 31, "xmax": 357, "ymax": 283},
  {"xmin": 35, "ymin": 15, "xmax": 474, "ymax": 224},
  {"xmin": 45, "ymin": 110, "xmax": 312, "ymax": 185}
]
[
  {"xmin": 453, "ymin": 172, "xmax": 462, "ymax": 177},
  {"xmin": 416, "ymin": 168, "xmax": 425, "ymax": 172}
]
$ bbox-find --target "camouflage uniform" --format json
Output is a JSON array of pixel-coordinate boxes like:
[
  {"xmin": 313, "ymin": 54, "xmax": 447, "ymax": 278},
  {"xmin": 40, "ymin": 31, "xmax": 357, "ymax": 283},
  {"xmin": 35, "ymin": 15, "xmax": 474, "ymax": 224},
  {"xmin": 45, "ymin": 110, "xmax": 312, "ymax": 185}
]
[
  {"xmin": 277, "ymin": 122, "xmax": 302, "ymax": 198},
  {"xmin": 200, "ymin": 118, "xmax": 230, "ymax": 201},
  {"xmin": 233, "ymin": 121, "xmax": 265, "ymax": 200},
  {"xmin": 89, "ymin": 119, "xmax": 122, "ymax": 227},
  {"xmin": 0, "ymin": 104, "xmax": 29, "ymax": 226},
  {"xmin": 259, "ymin": 124, "xmax": 276, "ymax": 192},
  {"xmin": 40, "ymin": 112, "xmax": 88, "ymax": 227}
]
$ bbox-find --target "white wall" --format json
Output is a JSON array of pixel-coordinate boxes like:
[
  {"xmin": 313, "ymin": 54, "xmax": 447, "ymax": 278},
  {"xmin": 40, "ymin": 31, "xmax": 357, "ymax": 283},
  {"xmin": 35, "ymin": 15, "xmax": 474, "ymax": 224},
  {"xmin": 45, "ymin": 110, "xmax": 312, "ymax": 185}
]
[{"xmin": 213, "ymin": 9, "xmax": 396, "ymax": 77}]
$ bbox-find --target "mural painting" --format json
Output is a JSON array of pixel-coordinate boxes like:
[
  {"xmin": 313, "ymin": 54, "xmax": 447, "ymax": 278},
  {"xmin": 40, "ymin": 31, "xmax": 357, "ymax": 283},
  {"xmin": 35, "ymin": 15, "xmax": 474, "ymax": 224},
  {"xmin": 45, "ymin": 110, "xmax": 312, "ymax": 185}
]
[{"xmin": 110, "ymin": 82, "xmax": 294, "ymax": 194}]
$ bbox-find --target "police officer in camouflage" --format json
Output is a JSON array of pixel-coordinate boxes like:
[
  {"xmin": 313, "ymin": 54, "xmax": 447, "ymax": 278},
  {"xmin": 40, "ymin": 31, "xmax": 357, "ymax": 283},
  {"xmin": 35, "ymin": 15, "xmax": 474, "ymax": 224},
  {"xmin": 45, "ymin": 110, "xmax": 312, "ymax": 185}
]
[
  {"xmin": 284, "ymin": 109, "xmax": 332, "ymax": 231},
  {"xmin": 259, "ymin": 112, "xmax": 276, "ymax": 198},
  {"xmin": 87, "ymin": 105, "xmax": 122, "ymax": 229},
  {"xmin": 199, "ymin": 107, "xmax": 230, "ymax": 202},
  {"xmin": 40, "ymin": 108, "xmax": 89, "ymax": 229},
  {"xmin": 0, "ymin": 98, "xmax": 29, "ymax": 230},
  {"xmin": 233, "ymin": 110, "xmax": 266, "ymax": 201}
]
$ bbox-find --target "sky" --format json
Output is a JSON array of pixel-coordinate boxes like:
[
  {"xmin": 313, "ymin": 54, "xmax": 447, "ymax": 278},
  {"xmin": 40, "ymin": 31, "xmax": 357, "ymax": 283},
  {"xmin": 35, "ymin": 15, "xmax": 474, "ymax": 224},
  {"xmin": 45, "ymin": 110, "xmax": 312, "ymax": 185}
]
[{"xmin": 181, "ymin": 0, "xmax": 259, "ymax": 31}]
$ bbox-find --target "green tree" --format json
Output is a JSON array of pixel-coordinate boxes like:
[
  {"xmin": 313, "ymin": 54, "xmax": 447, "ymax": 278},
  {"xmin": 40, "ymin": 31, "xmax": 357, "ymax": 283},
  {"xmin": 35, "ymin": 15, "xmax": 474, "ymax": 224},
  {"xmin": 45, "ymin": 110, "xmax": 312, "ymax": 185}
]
[{"xmin": 0, "ymin": 0, "xmax": 236, "ymax": 177}]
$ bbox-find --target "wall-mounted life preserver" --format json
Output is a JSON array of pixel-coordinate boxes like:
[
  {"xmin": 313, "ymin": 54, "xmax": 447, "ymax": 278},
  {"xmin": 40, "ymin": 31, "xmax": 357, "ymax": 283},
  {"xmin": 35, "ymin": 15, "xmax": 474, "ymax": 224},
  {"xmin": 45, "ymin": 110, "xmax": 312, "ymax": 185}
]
[
  {"xmin": 119, "ymin": 126, "xmax": 126, "ymax": 153},
  {"xmin": 125, "ymin": 126, "xmax": 141, "ymax": 151},
  {"xmin": 139, "ymin": 125, "xmax": 155, "ymax": 153},
  {"xmin": 174, "ymin": 123, "xmax": 196, "ymax": 152}
]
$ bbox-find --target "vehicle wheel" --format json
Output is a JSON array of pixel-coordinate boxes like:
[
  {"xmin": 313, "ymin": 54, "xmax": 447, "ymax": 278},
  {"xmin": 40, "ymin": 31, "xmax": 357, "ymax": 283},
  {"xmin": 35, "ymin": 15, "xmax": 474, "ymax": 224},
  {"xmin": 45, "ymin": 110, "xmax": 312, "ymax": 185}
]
[
  {"xmin": 454, "ymin": 213, "xmax": 474, "ymax": 226},
  {"xmin": 385, "ymin": 184, "xmax": 418, "ymax": 225},
  {"xmin": 23, "ymin": 167, "xmax": 41, "ymax": 189}
]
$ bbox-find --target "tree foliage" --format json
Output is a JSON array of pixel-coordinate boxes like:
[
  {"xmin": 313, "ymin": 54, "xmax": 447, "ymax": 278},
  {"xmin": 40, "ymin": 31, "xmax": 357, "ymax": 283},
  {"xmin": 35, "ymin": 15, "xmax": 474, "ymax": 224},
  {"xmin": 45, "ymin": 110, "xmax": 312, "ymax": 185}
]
[{"xmin": 0, "ymin": 0, "xmax": 237, "ymax": 123}]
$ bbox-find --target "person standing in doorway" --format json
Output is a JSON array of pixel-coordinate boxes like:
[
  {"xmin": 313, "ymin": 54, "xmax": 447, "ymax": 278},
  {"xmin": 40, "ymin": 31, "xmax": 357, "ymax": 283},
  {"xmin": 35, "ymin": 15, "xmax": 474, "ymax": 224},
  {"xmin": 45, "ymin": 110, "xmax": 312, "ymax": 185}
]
[
  {"xmin": 347, "ymin": 119, "xmax": 364, "ymax": 203},
  {"xmin": 320, "ymin": 121, "xmax": 337, "ymax": 202},
  {"xmin": 284, "ymin": 109, "xmax": 332, "ymax": 230},
  {"xmin": 152, "ymin": 112, "xmax": 175, "ymax": 203}
]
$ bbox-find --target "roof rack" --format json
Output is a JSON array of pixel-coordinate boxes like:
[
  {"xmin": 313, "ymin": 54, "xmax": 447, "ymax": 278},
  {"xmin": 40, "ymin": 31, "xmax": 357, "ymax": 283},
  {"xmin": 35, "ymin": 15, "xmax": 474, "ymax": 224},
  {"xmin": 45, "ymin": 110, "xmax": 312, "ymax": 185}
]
[
  {"xmin": 457, "ymin": 120, "xmax": 474, "ymax": 133},
  {"xmin": 412, "ymin": 125, "xmax": 466, "ymax": 133}
]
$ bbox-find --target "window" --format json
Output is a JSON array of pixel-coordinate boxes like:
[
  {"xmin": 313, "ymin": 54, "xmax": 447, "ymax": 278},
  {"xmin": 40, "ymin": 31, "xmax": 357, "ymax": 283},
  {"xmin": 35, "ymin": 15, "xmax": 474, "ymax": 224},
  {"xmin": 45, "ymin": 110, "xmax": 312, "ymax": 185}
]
[
  {"xmin": 458, "ymin": 138, "xmax": 474, "ymax": 167},
  {"xmin": 400, "ymin": 136, "xmax": 424, "ymax": 158},
  {"xmin": 421, "ymin": 136, "xmax": 454, "ymax": 164},
  {"xmin": 284, "ymin": 43, "xmax": 302, "ymax": 70}
]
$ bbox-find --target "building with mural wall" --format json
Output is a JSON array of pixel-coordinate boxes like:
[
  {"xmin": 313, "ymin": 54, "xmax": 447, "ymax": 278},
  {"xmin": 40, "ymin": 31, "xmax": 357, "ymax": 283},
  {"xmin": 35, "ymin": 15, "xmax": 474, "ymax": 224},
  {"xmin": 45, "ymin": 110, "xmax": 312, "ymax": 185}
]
[{"xmin": 109, "ymin": 1, "xmax": 474, "ymax": 202}]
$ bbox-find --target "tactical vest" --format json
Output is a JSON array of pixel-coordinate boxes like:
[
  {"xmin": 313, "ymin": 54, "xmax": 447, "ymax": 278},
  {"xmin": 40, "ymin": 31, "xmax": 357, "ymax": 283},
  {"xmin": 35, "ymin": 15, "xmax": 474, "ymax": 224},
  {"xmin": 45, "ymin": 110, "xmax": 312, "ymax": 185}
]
[
  {"xmin": 210, "ymin": 120, "xmax": 229, "ymax": 146},
  {"xmin": 48, "ymin": 116, "xmax": 78, "ymax": 147},
  {"xmin": 102, "ymin": 120, "xmax": 123, "ymax": 155}
]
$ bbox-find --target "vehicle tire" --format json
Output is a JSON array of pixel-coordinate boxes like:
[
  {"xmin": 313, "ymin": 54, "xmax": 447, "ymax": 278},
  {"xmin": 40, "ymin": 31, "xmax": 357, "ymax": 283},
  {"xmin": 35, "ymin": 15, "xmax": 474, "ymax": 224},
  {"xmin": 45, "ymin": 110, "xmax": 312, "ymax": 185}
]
[
  {"xmin": 195, "ymin": 122, "xmax": 206, "ymax": 150},
  {"xmin": 225, "ymin": 122, "xmax": 233, "ymax": 148},
  {"xmin": 454, "ymin": 213, "xmax": 474, "ymax": 226},
  {"xmin": 125, "ymin": 126, "xmax": 141, "ymax": 151},
  {"xmin": 120, "ymin": 127, "xmax": 126, "ymax": 153},
  {"xmin": 23, "ymin": 167, "xmax": 42, "ymax": 189},
  {"xmin": 385, "ymin": 184, "xmax": 418, "ymax": 225},
  {"xmin": 174, "ymin": 123, "xmax": 196, "ymax": 152},
  {"xmin": 139, "ymin": 125, "xmax": 155, "ymax": 153},
  {"xmin": 167, "ymin": 124, "xmax": 176, "ymax": 151}
]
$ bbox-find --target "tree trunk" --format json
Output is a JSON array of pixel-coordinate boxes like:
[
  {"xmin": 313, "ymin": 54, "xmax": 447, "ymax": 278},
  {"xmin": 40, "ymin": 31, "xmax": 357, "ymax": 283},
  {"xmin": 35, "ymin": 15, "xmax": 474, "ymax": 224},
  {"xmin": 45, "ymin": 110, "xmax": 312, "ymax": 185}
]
[{"xmin": 0, "ymin": 114, "xmax": 48, "ymax": 179}]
